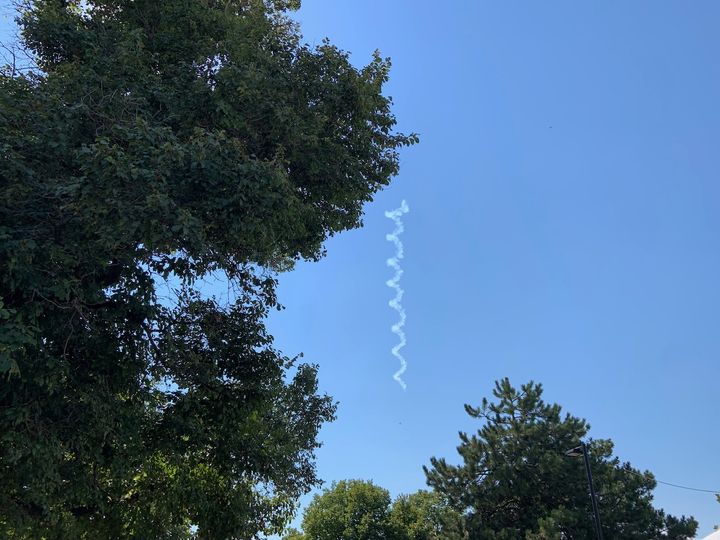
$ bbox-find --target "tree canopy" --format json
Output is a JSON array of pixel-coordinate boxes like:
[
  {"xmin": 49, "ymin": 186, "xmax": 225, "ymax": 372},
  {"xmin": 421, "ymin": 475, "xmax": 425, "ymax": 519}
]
[
  {"xmin": 388, "ymin": 490, "xmax": 464, "ymax": 540},
  {"xmin": 282, "ymin": 382, "xmax": 698, "ymax": 539},
  {"xmin": 299, "ymin": 480, "xmax": 393, "ymax": 540},
  {"xmin": 0, "ymin": 0, "xmax": 414, "ymax": 537},
  {"xmin": 425, "ymin": 379, "xmax": 698, "ymax": 540},
  {"xmin": 285, "ymin": 481, "xmax": 461, "ymax": 540}
]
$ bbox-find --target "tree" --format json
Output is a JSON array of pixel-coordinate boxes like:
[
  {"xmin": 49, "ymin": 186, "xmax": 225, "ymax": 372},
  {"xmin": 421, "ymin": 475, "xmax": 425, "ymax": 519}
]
[
  {"xmin": 286, "ymin": 483, "xmax": 463, "ymax": 540},
  {"xmin": 425, "ymin": 379, "xmax": 697, "ymax": 540},
  {"xmin": 298, "ymin": 480, "xmax": 394, "ymax": 540},
  {"xmin": 388, "ymin": 490, "xmax": 465, "ymax": 540},
  {"xmin": 283, "ymin": 528, "xmax": 307, "ymax": 540},
  {"xmin": 0, "ymin": 0, "xmax": 415, "ymax": 537}
]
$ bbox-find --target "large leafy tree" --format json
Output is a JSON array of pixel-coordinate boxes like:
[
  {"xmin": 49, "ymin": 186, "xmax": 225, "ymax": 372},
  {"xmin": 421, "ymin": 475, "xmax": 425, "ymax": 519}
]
[
  {"xmin": 0, "ymin": 0, "xmax": 415, "ymax": 537},
  {"xmin": 388, "ymin": 490, "xmax": 465, "ymax": 540},
  {"xmin": 298, "ymin": 480, "xmax": 394, "ymax": 540},
  {"xmin": 425, "ymin": 379, "xmax": 697, "ymax": 540},
  {"xmin": 285, "ymin": 482, "xmax": 463, "ymax": 540}
]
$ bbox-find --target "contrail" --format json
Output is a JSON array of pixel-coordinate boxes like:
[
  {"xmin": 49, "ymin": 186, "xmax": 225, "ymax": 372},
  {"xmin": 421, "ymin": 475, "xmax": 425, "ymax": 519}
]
[{"xmin": 385, "ymin": 200, "xmax": 409, "ymax": 390}]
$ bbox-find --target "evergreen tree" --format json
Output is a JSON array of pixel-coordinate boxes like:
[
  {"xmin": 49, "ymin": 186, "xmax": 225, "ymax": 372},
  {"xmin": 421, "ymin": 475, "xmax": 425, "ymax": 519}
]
[{"xmin": 425, "ymin": 379, "xmax": 697, "ymax": 540}]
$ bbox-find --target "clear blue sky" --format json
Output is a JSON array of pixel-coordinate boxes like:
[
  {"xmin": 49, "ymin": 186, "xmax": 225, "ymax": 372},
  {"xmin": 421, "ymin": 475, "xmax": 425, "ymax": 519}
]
[
  {"xmin": 277, "ymin": 1, "xmax": 720, "ymax": 535},
  {"xmin": 3, "ymin": 1, "xmax": 720, "ymax": 536}
]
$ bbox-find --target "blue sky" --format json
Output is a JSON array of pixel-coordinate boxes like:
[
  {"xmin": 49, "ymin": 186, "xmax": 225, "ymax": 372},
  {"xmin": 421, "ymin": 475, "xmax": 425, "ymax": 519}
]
[
  {"xmin": 3, "ymin": 0, "xmax": 720, "ymax": 536},
  {"xmin": 276, "ymin": 1, "xmax": 720, "ymax": 535}
]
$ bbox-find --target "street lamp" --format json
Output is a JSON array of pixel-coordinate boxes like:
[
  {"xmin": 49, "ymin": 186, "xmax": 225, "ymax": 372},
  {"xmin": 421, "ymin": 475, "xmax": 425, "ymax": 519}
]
[{"xmin": 565, "ymin": 442, "xmax": 603, "ymax": 540}]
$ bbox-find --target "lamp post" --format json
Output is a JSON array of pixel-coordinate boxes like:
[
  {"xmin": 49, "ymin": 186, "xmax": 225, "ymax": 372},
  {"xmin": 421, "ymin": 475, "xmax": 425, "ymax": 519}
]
[{"xmin": 565, "ymin": 442, "xmax": 603, "ymax": 540}]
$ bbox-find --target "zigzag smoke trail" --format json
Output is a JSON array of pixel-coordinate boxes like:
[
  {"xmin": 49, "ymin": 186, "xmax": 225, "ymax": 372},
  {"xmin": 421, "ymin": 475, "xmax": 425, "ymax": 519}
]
[{"xmin": 385, "ymin": 200, "xmax": 409, "ymax": 390}]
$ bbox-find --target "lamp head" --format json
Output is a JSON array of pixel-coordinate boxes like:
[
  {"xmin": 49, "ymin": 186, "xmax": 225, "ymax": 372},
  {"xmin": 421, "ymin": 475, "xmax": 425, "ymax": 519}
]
[{"xmin": 565, "ymin": 445, "xmax": 584, "ymax": 458}]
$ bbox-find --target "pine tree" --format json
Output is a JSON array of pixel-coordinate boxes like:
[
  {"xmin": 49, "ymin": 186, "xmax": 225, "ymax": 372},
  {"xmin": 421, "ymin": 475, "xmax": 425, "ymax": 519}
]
[{"xmin": 425, "ymin": 379, "xmax": 697, "ymax": 539}]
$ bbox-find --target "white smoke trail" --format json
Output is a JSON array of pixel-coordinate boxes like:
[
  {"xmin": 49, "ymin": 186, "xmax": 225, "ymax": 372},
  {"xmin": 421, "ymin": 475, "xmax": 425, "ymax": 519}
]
[{"xmin": 385, "ymin": 200, "xmax": 409, "ymax": 390}]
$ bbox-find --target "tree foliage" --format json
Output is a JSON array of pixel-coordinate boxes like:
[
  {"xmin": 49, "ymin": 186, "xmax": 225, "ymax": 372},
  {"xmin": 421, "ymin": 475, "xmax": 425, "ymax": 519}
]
[
  {"xmin": 425, "ymin": 379, "xmax": 698, "ymax": 540},
  {"xmin": 299, "ymin": 480, "xmax": 393, "ymax": 540},
  {"xmin": 286, "ymin": 482, "xmax": 462, "ymax": 540},
  {"xmin": 0, "ymin": 0, "xmax": 414, "ymax": 537},
  {"xmin": 388, "ymin": 490, "xmax": 465, "ymax": 540}
]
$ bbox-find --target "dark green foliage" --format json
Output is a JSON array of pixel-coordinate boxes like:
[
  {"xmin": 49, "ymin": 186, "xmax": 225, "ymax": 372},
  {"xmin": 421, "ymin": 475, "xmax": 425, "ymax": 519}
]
[
  {"xmin": 425, "ymin": 379, "xmax": 698, "ymax": 540},
  {"xmin": 0, "ymin": 0, "xmax": 414, "ymax": 537}
]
